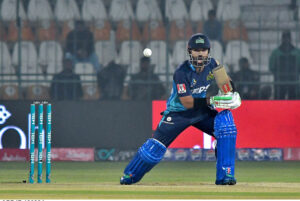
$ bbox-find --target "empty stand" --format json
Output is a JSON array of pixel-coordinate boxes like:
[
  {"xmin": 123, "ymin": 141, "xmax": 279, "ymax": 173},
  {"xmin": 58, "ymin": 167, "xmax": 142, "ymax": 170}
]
[
  {"xmin": 217, "ymin": 0, "xmax": 241, "ymax": 21},
  {"xmin": 142, "ymin": 20, "xmax": 166, "ymax": 41},
  {"xmin": 27, "ymin": 0, "xmax": 53, "ymax": 22},
  {"xmin": 54, "ymin": 0, "xmax": 81, "ymax": 22},
  {"xmin": 0, "ymin": 83, "xmax": 19, "ymax": 99},
  {"xmin": 90, "ymin": 20, "xmax": 111, "ymax": 41},
  {"xmin": 0, "ymin": 22, "xmax": 7, "ymax": 41},
  {"xmin": 119, "ymin": 40, "xmax": 143, "ymax": 74},
  {"xmin": 36, "ymin": 20, "xmax": 59, "ymax": 41},
  {"xmin": 25, "ymin": 85, "xmax": 50, "ymax": 100},
  {"xmin": 95, "ymin": 41, "xmax": 116, "ymax": 67},
  {"xmin": 0, "ymin": 41, "xmax": 19, "ymax": 99},
  {"xmin": 165, "ymin": 0, "xmax": 189, "ymax": 21},
  {"xmin": 38, "ymin": 41, "xmax": 63, "ymax": 83},
  {"xmin": 75, "ymin": 63, "xmax": 97, "ymax": 85},
  {"xmin": 7, "ymin": 20, "xmax": 35, "ymax": 42},
  {"xmin": 249, "ymin": 42, "xmax": 277, "ymax": 71},
  {"xmin": 136, "ymin": 0, "xmax": 163, "ymax": 22},
  {"xmin": 210, "ymin": 40, "xmax": 224, "ymax": 63},
  {"xmin": 172, "ymin": 40, "xmax": 188, "ymax": 67},
  {"xmin": 241, "ymin": 6, "xmax": 295, "ymax": 29},
  {"xmin": 0, "ymin": 42, "xmax": 12, "ymax": 75},
  {"xmin": 116, "ymin": 20, "xmax": 142, "ymax": 42},
  {"xmin": 224, "ymin": 40, "xmax": 253, "ymax": 72},
  {"xmin": 12, "ymin": 41, "xmax": 44, "ymax": 87},
  {"xmin": 75, "ymin": 62, "xmax": 99, "ymax": 100},
  {"xmin": 169, "ymin": 20, "xmax": 193, "ymax": 42},
  {"xmin": 147, "ymin": 40, "xmax": 173, "ymax": 82},
  {"xmin": 82, "ymin": 0, "xmax": 107, "ymax": 21},
  {"xmin": 189, "ymin": 0, "xmax": 213, "ymax": 22},
  {"xmin": 1, "ymin": 0, "xmax": 27, "ymax": 21},
  {"xmin": 223, "ymin": 19, "xmax": 248, "ymax": 43},
  {"xmin": 109, "ymin": 0, "xmax": 135, "ymax": 22}
]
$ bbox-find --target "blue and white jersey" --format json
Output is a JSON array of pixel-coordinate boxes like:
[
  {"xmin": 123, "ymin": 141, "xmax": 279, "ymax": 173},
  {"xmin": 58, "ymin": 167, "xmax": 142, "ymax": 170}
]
[{"xmin": 165, "ymin": 58, "xmax": 219, "ymax": 114}]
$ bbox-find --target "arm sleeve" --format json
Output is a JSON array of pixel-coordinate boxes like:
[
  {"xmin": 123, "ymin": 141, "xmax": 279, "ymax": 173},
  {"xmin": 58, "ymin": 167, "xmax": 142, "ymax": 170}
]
[{"xmin": 173, "ymin": 70, "xmax": 192, "ymax": 97}]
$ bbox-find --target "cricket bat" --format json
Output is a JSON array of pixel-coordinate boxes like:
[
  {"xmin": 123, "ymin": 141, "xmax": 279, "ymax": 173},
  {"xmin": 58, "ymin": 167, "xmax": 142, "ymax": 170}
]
[{"xmin": 212, "ymin": 65, "xmax": 233, "ymax": 94}]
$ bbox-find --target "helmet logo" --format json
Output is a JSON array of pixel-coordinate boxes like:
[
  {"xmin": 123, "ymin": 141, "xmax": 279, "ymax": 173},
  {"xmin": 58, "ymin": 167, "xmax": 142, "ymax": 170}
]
[{"xmin": 195, "ymin": 37, "xmax": 204, "ymax": 44}]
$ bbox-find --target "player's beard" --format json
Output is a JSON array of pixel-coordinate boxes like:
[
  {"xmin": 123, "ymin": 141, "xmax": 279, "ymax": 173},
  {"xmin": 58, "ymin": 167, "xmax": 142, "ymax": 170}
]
[{"xmin": 189, "ymin": 54, "xmax": 211, "ymax": 72}]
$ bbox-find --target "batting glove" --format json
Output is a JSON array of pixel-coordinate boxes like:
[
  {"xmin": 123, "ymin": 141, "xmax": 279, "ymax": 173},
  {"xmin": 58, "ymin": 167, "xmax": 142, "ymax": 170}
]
[{"xmin": 209, "ymin": 92, "xmax": 241, "ymax": 109}]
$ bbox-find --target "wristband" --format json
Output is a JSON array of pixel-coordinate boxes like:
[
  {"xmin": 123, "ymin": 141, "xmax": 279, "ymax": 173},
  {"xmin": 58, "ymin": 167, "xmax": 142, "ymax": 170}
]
[{"xmin": 193, "ymin": 98, "xmax": 207, "ymax": 110}]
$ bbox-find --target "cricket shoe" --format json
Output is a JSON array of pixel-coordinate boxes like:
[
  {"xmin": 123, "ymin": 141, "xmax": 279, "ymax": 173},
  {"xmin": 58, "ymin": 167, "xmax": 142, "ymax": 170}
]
[
  {"xmin": 215, "ymin": 177, "xmax": 237, "ymax": 185},
  {"xmin": 120, "ymin": 174, "xmax": 134, "ymax": 185}
]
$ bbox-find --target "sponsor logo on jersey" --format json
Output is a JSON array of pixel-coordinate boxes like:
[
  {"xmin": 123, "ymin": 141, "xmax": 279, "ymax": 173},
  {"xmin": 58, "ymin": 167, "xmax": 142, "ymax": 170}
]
[
  {"xmin": 206, "ymin": 71, "xmax": 214, "ymax": 81},
  {"xmin": 177, "ymin": 84, "xmax": 186, "ymax": 94},
  {"xmin": 191, "ymin": 84, "xmax": 210, "ymax": 94},
  {"xmin": 162, "ymin": 116, "xmax": 174, "ymax": 125},
  {"xmin": 190, "ymin": 79, "xmax": 197, "ymax": 87}
]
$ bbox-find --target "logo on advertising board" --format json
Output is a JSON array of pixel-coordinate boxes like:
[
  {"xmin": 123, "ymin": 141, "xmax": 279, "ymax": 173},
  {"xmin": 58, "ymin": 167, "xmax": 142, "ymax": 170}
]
[
  {"xmin": 0, "ymin": 105, "xmax": 27, "ymax": 149},
  {"xmin": 177, "ymin": 84, "xmax": 186, "ymax": 94},
  {"xmin": 267, "ymin": 149, "xmax": 282, "ymax": 161},
  {"xmin": 203, "ymin": 149, "xmax": 216, "ymax": 161},
  {"xmin": 190, "ymin": 148, "xmax": 202, "ymax": 161},
  {"xmin": 51, "ymin": 148, "xmax": 94, "ymax": 161},
  {"xmin": 113, "ymin": 150, "xmax": 136, "ymax": 161},
  {"xmin": 95, "ymin": 149, "xmax": 115, "ymax": 161},
  {"xmin": 237, "ymin": 149, "xmax": 251, "ymax": 161},
  {"xmin": 0, "ymin": 105, "xmax": 11, "ymax": 125},
  {"xmin": 0, "ymin": 149, "xmax": 29, "ymax": 161},
  {"xmin": 283, "ymin": 148, "xmax": 300, "ymax": 160},
  {"xmin": 163, "ymin": 149, "xmax": 173, "ymax": 161},
  {"xmin": 252, "ymin": 149, "xmax": 265, "ymax": 161},
  {"xmin": 174, "ymin": 149, "xmax": 188, "ymax": 161}
]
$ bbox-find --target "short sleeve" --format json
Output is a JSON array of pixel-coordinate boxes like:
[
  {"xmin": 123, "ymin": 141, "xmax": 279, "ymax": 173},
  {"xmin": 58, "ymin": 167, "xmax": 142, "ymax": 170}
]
[
  {"xmin": 173, "ymin": 70, "xmax": 191, "ymax": 97},
  {"xmin": 210, "ymin": 58, "xmax": 219, "ymax": 71}
]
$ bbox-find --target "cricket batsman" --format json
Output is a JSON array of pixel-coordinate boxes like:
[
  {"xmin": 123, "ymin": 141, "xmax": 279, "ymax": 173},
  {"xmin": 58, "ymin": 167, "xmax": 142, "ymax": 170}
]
[{"xmin": 120, "ymin": 33, "xmax": 241, "ymax": 185}]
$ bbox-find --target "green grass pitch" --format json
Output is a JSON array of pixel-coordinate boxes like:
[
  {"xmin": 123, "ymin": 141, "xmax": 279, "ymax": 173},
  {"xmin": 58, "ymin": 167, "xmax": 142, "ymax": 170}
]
[{"xmin": 0, "ymin": 161, "xmax": 300, "ymax": 199}]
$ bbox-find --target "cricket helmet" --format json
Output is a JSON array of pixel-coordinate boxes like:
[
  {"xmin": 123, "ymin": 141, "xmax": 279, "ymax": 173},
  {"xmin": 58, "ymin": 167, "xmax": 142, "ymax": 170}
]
[{"xmin": 187, "ymin": 33, "xmax": 211, "ymax": 69}]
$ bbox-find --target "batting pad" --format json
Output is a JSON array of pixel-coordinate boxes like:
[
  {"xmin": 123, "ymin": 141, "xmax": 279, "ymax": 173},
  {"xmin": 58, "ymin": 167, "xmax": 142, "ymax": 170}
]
[
  {"xmin": 123, "ymin": 138, "xmax": 166, "ymax": 184},
  {"xmin": 214, "ymin": 110, "xmax": 237, "ymax": 181}
]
